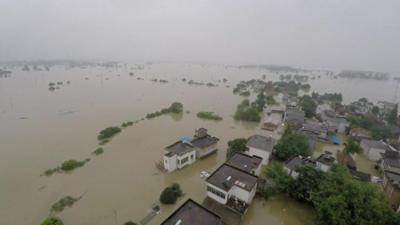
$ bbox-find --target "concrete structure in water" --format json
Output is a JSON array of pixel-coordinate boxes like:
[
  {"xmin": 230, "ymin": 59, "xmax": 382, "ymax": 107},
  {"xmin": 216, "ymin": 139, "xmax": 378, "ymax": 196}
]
[{"xmin": 162, "ymin": 128, "xmax": 219, "ymax": 172}]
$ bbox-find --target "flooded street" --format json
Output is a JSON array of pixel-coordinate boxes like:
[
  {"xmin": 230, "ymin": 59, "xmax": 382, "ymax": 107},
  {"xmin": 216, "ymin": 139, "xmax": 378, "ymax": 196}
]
[{"xmin": 0, "ymin": 63, "xmax": 397, "ymax": 225}]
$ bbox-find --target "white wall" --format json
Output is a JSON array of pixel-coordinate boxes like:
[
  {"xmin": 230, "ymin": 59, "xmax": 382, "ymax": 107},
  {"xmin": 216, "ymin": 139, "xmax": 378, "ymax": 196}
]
[
  {"xmin": 316, "ymin": 162, "xmax": 330, "ymax": 172},
  {"xmin": 229, "ymin": 185, "xmax": 257, "ymax": 204},
  {"xmin": 163, "ymin": 154, "xmax": 177, "ymax": 172},
  {"xmin": 247, "ymin": 147, "xmax": 271, "ymax": 165},
  {"xmin": 206, "ymin": 183, "xmax": 228, "ymax": 204},
  {"xmin": 177, "ymin": 151, "xmax": 196, "ymax": 169}
]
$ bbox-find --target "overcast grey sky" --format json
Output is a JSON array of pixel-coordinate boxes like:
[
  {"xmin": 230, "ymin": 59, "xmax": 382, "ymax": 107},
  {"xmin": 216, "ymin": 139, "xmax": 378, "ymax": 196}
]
[{"xmin": 0, "ymin": 0, "xmax": 399, "ymax": 72}]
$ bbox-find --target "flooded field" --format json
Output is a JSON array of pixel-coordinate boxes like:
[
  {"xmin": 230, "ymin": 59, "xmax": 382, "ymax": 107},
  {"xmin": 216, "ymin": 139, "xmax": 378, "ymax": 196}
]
[{"xmin": 0, "ymin": 63, "xmax": 397, "ymax": 225}]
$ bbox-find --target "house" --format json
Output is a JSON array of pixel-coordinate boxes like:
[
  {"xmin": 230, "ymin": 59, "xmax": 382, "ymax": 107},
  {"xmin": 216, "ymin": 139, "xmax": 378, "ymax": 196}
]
[
  {"xmin": 284, "ymin": 109, "xmax": 305, "ymax": 129},
  {"xmin": 226, "ymin": 153, "xmax": 263, "ymax": 176},
  {"xmin": 160, "ymin": 198, "xmax": 221, "ymax": 225},
  {"xmin": 266, "ymin": 104, "xmax": 286, "ymax": 115},
  {"xmin": 360, "ymin": 139, "xmax": 392, "ymax": 161},
  {"xmin": 319, "ymin": 110, "xmax": 349, "ymax": 133},
  {"xmin": 262, "ymin": 113, "xmax": 282, "ymax": 131},
  {"xmin": 246, "ymin": 135, "xmax": 275, "ymax": 165},
  {"xmin": 283, "ymin": 156, "xmax": 316, "ymax": 178},
  {"xmin": 163, "ymin": 141, "xmax": 196, "ymax": 172},
  {"xmin": 349, "ymin": 128, "xmax": 372, "ymax": 141},
  {"xmin": 382, "ymin": 171, "xmax": 400, "ymax": 211},
  {"xmin": 206, "ymin": 164, "xmax": 258, "ymax": 214},
  {"xmin": 300, "ymin": 121, "xmax": 329, "ymax": 142},
  {"xmin": 191, "ymin": 128, "xmax": 219, "ymax": 159},
  {"xmin": 315, "ymin": 151, "xmax": 335, "ymax": 172},
  {"xmin": 379, "ymin": 148, "xmax": 400, "ymax": 174}
]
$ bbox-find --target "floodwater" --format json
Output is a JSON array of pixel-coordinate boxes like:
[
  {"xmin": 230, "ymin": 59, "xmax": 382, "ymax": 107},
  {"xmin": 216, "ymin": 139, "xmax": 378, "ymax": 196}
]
[{"xmin": 0, "ymin": 63, "xmax": 396, "ymax": 225}]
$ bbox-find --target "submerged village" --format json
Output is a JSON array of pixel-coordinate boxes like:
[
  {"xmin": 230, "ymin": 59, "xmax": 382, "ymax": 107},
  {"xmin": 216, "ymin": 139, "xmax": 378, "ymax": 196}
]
[{"xmin": 2, "ymin": 62, "xmax": 400, "ymax": 225}]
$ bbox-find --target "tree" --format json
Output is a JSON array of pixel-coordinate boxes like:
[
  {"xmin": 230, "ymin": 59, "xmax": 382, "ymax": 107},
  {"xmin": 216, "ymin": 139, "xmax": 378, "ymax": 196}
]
[
  {"xmin": 372, "ymin": 106, "xmax": 380, "ymax": 116},
  {"xmin": 226, "ymin": 138, "xmax": 248, "ymax": 160},
  {"xmin": 300, "ymin": 95, "xmax": 317, "ymax": 118},
  {"xmin": 274, "ymin": 127, "xmax": 310, "ymax": 160},
  {"xmin": 254, "ymin": 90, "xmax": 266, "ymax": 111},
  {"xmin": 234, "ymin": 100, "xmax": 261, "ymax": 122},
  {"xmin": 289, "ymin": 165, "xmax": 325, "ymax": 202},
  {"xmin": 386, "ymin": 104, "xmax": 398, "ymax": 125},
  {"xmin": 313, "ymin": 166, "xmax": 397, "ymax": 225},
  {"xmin": 343, "ymin": 140, "xmax": 362, "ymax": 155},
  {"xmin": 264, "ymin": 162, "xmax": 293, "ymax": 194},
  {"xmin": 169, "ymin": 102, "xmax": 183, "ymax": 113},
  {"xmin": 40, "ymin": 217, "xmax": 63, "ymax": 225},
  {"xmin": 160, "ymin": 183, "xmax": 182, "ymax": 204}
]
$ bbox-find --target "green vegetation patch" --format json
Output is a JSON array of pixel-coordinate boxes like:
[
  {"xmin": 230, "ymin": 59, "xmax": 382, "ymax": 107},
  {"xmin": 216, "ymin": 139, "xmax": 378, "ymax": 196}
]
[
  {"xmin": 226, "ymin": 138, "xmax": 248, "ymax": 160},
  {"xmin": 121, "ymin": 121, "xmax": 134, "ymax": 128},
  {"xmin": 60, "ymin": 159, "xmax": 89, "ymax": 171},
  {"xmin": 197, "ymin": 112, "xmax": 223, "ymax": 121},
  {"xmin": 51, "ymin": 196, "xmax": 80, "ymax": 213},
  {"xmin": 146, "ymin": 102, "xmax": 183, "ymax": 119},
  {"xmin": 159, "ymin": 183, "xmax": 183, "ymax": 204},
  {"xmin": 234, "ymin": 99, "xmax": 261, "ymax": 122},
  {"xmin": 92, "ymin": 147, "xmax": 104, "ymax": 156},
  {"xmin": 274, "ymin": 127, "xmax": 310, "ymax": 161},
  {"xmin": 40, "ymin": 217, "xmax": 64, "ymax": 225},
  {"xmin": 97, "ymin": 126, "xmax": 122, "ymax": 141}
]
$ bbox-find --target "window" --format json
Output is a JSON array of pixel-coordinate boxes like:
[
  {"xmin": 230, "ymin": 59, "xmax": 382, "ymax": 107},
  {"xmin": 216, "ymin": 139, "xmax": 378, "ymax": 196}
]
[
  {"xmin": 207, "ymin": 186, "xmax": 226, "ymax": 199},
  {"xmin": 190, "ymin": 154, "xmax": 194, "ymax": 160},
  {"xmin": 180, "ymin": 157, "xmax": 188, "ymax": 164}
]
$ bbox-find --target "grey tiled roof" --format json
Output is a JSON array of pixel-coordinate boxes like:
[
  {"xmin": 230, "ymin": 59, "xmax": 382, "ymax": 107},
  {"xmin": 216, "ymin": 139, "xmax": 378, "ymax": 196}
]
[
  {"xmin": 246, "ymin": 135, "xmax": 275, "ymax": 152},
  {"xmin": 206, "ymin": 164, "xmax": 258, "ymax": 192},
  {"xmin": 165, "ymin": 141, "xmax": 194, "ymax": 156},
  {"xmin": 161, "ymin": 199, "xmax": 221, "ymax": 225},
  {"xmin": 226, "ymin": 153, "xmax": 262, "ymax": 173},
  {"xmin": 191, "ymin": 135, "xmax": 219, "ymax": 149}
]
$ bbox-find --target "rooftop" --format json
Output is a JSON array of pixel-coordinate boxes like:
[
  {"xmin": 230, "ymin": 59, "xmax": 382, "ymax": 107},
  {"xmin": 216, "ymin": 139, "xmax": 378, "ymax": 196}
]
[
  {"xmin": 361, "ymin": 139, "xmax": 389, "ymax": 150},
  {"xmin": 191, "ymin": 135, "xmax": 219, "ymax": 149},
  {"xmin": 226, "ymin": 153, "xmax": 262, "ymax": 173},
  {"xmin": 246, "ymin": 135, "xmax": 275, "ymax": 152},
  {"xmin": 161, "ymin": 199, "xmax": 221, "ymax": 225},
  {"xmin": 284, "ymin": 155, "xmax": 316, "ymax": 171},
  {"xmin": 285, "ymin": 109, "xmax": 305, "ymax": 123},
  {"xmin": 349, "ymin": 128, "xmax": 372, "ymax": 137},
  {"xmin": 385, "ymin": 171, "xmax": 400, "ymax": 189},
  {"xmin": 316, "ymin": 151, "xmax": 335, "ymax": 166},
  {"xmin": 206, "ymin": 164, "xmax": 258, "ymax": 192},
  {"xmin": 165, "ymin": 141, "xmax": 194, "ymax": 156}
]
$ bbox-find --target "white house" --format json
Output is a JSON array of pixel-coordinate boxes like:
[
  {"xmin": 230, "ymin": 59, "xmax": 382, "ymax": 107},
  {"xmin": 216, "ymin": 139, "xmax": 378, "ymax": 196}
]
[
  {"xmin": 163, "ymin": 141, "xmax": 196, "ymax": 172},
  {"xmin": 246, "ymin": 135, "xmax": 275, "ymax": 166},
  {"xmin": 206, "ymin": 164, "xmax": 258, "ymax": 213},
  {"xmin": 226, "ymin": 153, "xmax": 263, "ymax": 176},
  {"xmin": 315, "ymin": 151, "xmax": 335, "ymax": 172},
  {"xmin": 360, "ymin": 139, "xmax": 391, "ymax": 161}
]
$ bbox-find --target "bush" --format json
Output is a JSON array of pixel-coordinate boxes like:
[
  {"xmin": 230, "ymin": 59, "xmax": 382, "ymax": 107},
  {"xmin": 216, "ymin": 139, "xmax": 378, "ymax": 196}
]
[
  {"xmin": 97, "ymin": 126, "xmax": 121, "ymax": 140},
  {"xmin": 40, "ymin": 217, "xmax": 63, "ymax": 225},
  {"xmin": 121, "ymin": 121, "xmax": 134, "ymax": 128},
  {"xmin": 146, "ymin": 102, "xmax": 184, "ymax": 119},
  {"xmin": 124, "ymin": 222, "xmax": 137, "ymax": 225},
  {"xmin": 60, "ymin": 159, "xmax": 87, "ymax": 171},
  {"xmin": 274, "ymin": 127, "xmax": 310, "ymax": 160},
  {"xmin": 197, "ymin": 112, "xmax": 223, "ymax": 121},
  {"xmin": 51, "ymin": 196, "xmax": 79, "ymax": 213},
  {"xmin": 160, "ymin": 183, "xmax": 183, "ymax": 204},
  {"xmin": 226, "ymin": 138, "xmax": 248, "ymax": 160},
  {"xmin": 234, "ymin": 100, "xmax": 261, "ymax": 122},
  {"xmin": 92, "ymin": 147, "xmax": 104, "ymax": 155}
]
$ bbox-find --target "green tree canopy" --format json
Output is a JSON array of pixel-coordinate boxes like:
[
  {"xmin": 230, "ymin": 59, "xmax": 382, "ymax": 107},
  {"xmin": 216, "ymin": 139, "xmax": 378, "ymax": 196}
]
[
  {"xmin": 40, "ymin": 217, "xmax": 63, "ymax": 225},
  {"xmin": 160, "ymin": 183, "xmax": 183, "ymax": 204},
  {"xmin": 386, "ymin": 104, "xmax": 398, "ymax": 125},
  {"xmin": 226, "ymin": 138, "xmax": 248, "ymax": 160},
  {"xmin": 300, "ymin": 95, "xmax": 317, "ymax": 118},
  {"xmin": 343, "ymin": 140, "xmax": 362, "ymax": 155},
  {"xmin": 274, "ymin": 127, "xmax": 310, "ymax": 160}
]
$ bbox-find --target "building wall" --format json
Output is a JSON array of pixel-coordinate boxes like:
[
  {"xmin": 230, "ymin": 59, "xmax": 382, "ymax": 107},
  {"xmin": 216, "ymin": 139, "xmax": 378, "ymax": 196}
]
[
  {"xmin": 206, "ymin": 183, "xmax": 228, "ymax": 204},
  {"xmin": 316, "ymin": 162, "xmax": 330, "ymax": 172},
  {"xmin": 195, "ymin": 143, "xmax": 218, "ymax": 159},
  {"xmin": 365, "ymin": 147, "xmax": 385, "ymax": 161},
  {"xmin": 177, "ymin": 151, "xmax": 196, "ymax": 169},
  {"xmin": 247, "ymin": 147, "xmax": 271, "ymax": 165},
  {"xmin": 253, "ymin": 165, "xmax": 262, "ymax": 176},
  {"xmin": 229, "ymin": 185, "xmax": 257, "ymax": 204},
  {"xmin": 163, "ymin": 154, "xmax": 177, "ymax": 172}
]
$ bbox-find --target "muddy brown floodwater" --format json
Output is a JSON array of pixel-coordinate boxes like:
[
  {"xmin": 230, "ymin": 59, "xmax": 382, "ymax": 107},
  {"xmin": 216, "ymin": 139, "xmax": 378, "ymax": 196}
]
[{"xmin": 0, "ymin": 63, "xmax": 396, "ymax": 225}]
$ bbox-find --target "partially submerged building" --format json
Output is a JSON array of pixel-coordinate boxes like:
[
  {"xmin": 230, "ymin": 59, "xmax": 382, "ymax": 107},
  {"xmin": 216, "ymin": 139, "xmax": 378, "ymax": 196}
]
[
  {"xmin": 163, "ymin": 128, "xmax": 219, "ymax": 172},
  {"xmin": 361, "ymin": 139, "xmax": 392, "ymax": 161},
  {"xmin": 283, "ymin": 155, "xmax": 316, "ymax": 178},
  {"xmin": 262, "ymin": 113, "xmax": 283, "ymax": 131},
  {"xmin": 160, "ymin": 198, "xmax": 221, "ymax": 225},
  {"xmin": 205, "ymin": 164, "xmax": 258, "ymax": 214},
  {"xmin": 383, "ymin": 171, "xmax": 400, "ymax": 211},
  {"xmin": 191, "ymin": 128, "xmax": 220, "ymax": 159},
  {"xmin": 284, "ymin": 109, "xmax": 305, "ymax": 129},
  {"xmin": 246, "ymin": 135, "xmax": 275, "ymax": 165},
  {"xmin": 163, "ymin": 141, "xmax": 196, "ymax": 172}
]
